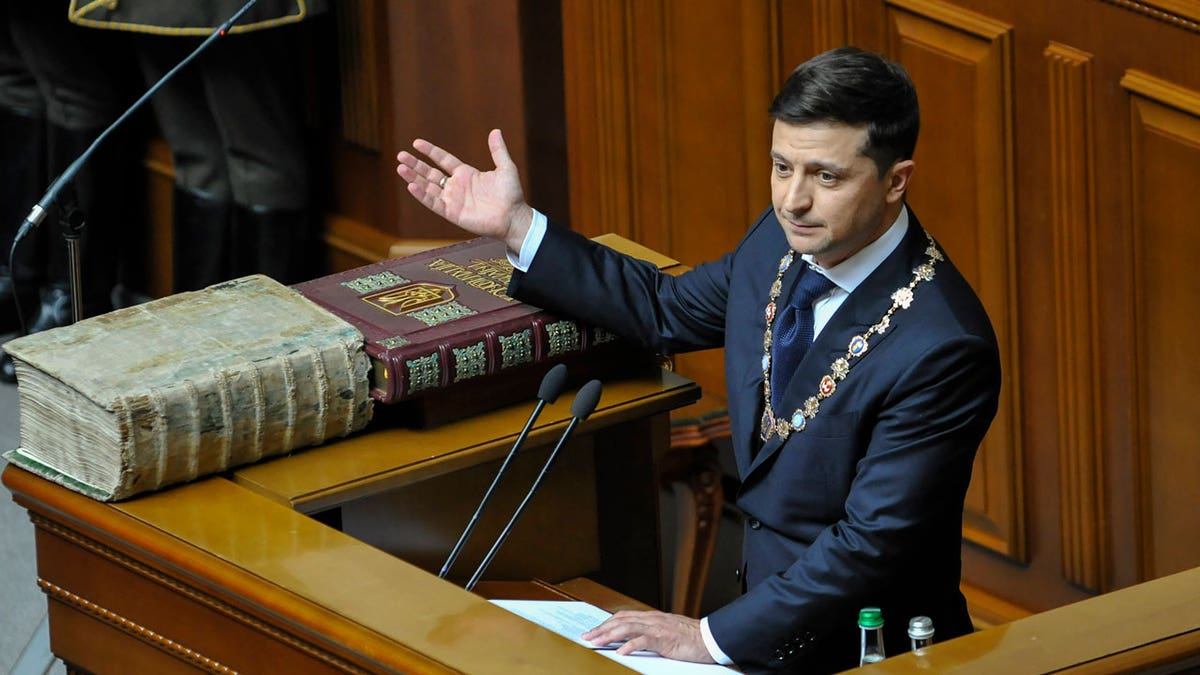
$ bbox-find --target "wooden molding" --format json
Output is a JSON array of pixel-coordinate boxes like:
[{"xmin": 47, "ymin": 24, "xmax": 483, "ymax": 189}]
[
  {"xmin": 960, "ymin": 581, "xmax": 1034, "ymax": 629},
  {"xmin": 30, "ymin": 514, "xmax": 366, "ymax": 674},
  {"xmin": 1044, "ymin": 42, "xmax": 1108, "ymax": 592},
  {"xmin": 1122, "ymin": 68, "xmax": 1200, "ymax": 116},
  {"xmin": 1096, "ymin": 0, "xmax": 1200, "ymax": 33},
  {"xmin": 40, "ymin": 579, "xmax": 241, "ymax": 675},
  {"xmin": 1121, "ymin": 70, "xmax": 1200, "ymax": 582},
  {"xmin": 885, "ymin": 0, "xmax": 1026, "ymax": 561}
]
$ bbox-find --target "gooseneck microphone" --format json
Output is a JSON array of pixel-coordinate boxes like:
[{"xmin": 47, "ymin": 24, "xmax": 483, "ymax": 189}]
[
  {"xmin": 438, "ymin": 363, "xmax": 569, "ymax": 579},
  {"xmin": 464, "ymin": 379, "xmax": 603, "ymax": 592},
  {"xmin": 6, "ymin": 0, "xmax": 260, "ymax": 334},
  {"xmin": 12, "ymin": 0, "xmax": 260, "ymax": 248}
]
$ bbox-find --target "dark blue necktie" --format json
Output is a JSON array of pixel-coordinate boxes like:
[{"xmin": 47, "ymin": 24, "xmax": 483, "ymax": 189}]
[{"xmin": 771, "ymin": 267, "xmax": 837, "ymax": 409}]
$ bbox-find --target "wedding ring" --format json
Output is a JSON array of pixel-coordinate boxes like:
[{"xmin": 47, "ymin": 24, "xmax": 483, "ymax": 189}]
[{"xmin": 438, "ymin": 175, "xmax": 448, "ymax": 188}]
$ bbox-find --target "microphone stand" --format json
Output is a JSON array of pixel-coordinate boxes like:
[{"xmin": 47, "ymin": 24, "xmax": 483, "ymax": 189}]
[
  {"xmin": 464, "ymin": 380, "xmax": 603, "ymax": 592},
  {"xmin": 6, "ymin": 0, "xmax": 260, "ymax": 331}
]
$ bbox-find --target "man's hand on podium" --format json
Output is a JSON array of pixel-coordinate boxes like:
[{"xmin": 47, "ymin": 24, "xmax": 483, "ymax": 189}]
[{"xmin": 582, "ymin": 610, "xmax": 714, "ymax": 664}]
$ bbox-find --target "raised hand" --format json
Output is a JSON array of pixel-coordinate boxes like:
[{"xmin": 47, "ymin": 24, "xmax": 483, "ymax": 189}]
[{"xmin": 396, "ymin": 129, "xmax": 533, "ymax": 253}]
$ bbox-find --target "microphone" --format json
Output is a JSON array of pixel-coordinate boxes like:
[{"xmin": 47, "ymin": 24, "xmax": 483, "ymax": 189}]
[
  {"xmin": 10, "ymin": 0, "xmax": 261, "ymax": 250},
  {"xmin": 464, "ymin": 379, "xmax": 603, "ymax": 592},
  {"xmin": 438, "ymin": 363, "xmax": 569, "ymax": 579}
]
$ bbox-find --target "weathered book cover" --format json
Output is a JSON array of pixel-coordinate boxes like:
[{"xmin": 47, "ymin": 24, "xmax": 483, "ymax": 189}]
[
  {"xmin": 293, "ymin": 237, "xmax": 629, "ymax": 405},
  {"xmin": 2, "ymin": 275, "xmax": 374, "ymax": 501}
]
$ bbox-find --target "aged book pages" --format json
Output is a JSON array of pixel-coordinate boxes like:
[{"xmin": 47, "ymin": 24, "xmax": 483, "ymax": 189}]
[{"xmin": 3, "ymin": 275, "xmax": 373, "ymax": 501}]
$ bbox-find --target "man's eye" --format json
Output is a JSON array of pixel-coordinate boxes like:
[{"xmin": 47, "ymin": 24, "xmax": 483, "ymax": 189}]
[
  {"xmin": 818, "ymin": 171, "xmax": 838, "ymax": 183},
  {"xmin": 774, "ymin": 163, "xmax": 790, "ymax": 175}
]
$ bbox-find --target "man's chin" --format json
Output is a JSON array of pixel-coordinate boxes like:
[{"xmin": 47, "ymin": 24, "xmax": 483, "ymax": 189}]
[{"xmin": 784, "ymin": 232, "xmax": 825, "ymax": 257}]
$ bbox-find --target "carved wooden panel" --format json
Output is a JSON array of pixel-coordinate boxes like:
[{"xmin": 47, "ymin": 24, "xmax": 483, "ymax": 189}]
[
  {"xmin": 1045, "ymin": 42, "xmax": 1108, "ymax": 592},
  {"xmin": 883, "ymin": 0, "xmax": 1025, "ymax": 560},
  {"xmin": 561, "ymin": 0, "xmax": 782, "ymax": 410},
  {"xmin": 1121, "ymin": 69, "xmax": 1200, "ymax": 581}
]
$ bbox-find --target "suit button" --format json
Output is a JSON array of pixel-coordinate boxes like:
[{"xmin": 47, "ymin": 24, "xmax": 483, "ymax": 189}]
[
  {"xmin": 734, "ymin": 567, "xmax": 742, "ymax": 582},
  {"xmin": 748, "ymin": 518, "xmax": 762, "ymax": 530}
]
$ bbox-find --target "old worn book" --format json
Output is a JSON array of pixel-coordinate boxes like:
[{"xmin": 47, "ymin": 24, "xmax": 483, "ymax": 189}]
[
  {"xmin": 2, "ymin": 275, "xmax": 374, "ymax": 501},
  {"xmin": 292, "ymin": 237, "xmax": 650, "ymax": 413}
]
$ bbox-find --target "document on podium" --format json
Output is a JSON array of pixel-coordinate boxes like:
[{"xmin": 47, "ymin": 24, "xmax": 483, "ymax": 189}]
[{"xmin": 490, "ymin": 600, "xmax": 735, "ymax": 673}]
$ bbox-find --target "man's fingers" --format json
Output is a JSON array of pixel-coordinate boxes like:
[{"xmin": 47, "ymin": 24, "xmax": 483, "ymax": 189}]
[
  {"xmin": 615, "ymin": 635, "xmax": 652, "ymax": 657},
  {"xmin": 414, "ymin": 138, "xmax": 465, "ymax": 175},
  {"xmin": 397, "ymin": 152, "xmax": 449, "ymax": 187},
  {"xmin": 405, "ymin": 180, "xmax": 448, "ymax": 219}
]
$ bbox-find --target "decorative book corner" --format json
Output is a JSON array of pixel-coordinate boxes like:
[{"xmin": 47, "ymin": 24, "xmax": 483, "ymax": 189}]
[{"xmin": 3, "ymin": 275, "xmax": 373, "ymax": 501}]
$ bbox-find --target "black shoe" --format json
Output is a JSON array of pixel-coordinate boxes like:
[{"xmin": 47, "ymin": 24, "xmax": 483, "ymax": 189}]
[{"xmin": 0, "ymin": 351, "xmax": 15, "ymax": 384}]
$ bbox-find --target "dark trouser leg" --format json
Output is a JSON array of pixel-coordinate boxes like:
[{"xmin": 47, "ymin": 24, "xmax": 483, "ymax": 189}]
[
  {"xmin": 172, "ymin": 187, "xmax": 232, "ymax": 292},
  {"xmin": 202, "ymin": 28, "xmax": 320, "ymax": 283},
  {"xmin": 0, "ymin": 2, "xmax": 46, "ymax": 334},
  {"xmin": 138, "ymin": 36, "xmax": 234, "ymax": 291},
  {"xmin": 231, "ymin": 205, "xmax": 318, "ymax": 285},
  {"xmin": 0, "ymin": 107, "xmax": 46, "ymax": 334},
  {"xmin": 7, "ymin": 1, "xmax": 135, "ymax": 327}
]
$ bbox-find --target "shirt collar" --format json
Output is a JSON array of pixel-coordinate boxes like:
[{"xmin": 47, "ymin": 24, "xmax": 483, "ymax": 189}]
[{"xmin": 802, "ymin": 205, "xmax": 909, "ymax": 294}]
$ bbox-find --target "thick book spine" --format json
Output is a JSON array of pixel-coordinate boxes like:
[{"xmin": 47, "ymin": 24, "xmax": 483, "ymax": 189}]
[{"xmin": 118, "ymin": 337, "xmax": 372, "ymax": 497}]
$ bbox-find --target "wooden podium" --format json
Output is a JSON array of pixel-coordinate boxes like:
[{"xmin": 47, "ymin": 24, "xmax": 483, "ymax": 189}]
[{"xmin": 3, "ymin": 367, "xmax": 700, "ymax": 674}]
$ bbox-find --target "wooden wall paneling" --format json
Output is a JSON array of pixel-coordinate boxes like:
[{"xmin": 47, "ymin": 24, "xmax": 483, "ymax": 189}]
[
  {"xmin": 777, "ymin": 0, "xmax": 851, "ymax": 75},
  {"xmin": 336, "ymin": 0, "xmax": 381, "ymax": 152},
  {"xmin": 561, "ymin": 0, "xmax": 782, "ymax": 412},
  {"xmin": 811, "ymin": 0, "xmax": 853, "ymax": 53},
  {"xmin": 385, "ymin": 1, "xmax": 534, "ymax": 240},
  {"xmin": 560, "ymin": 0, "xmax": 636, "ymax": 241},
  {"xmin": 1121, "ymin": 69, "xmax": 1200, "ymax": 582},
  {"xmin": 1044, "ymin": 42, "xmax": 1108, "ymax": 593},
  {"xmin": 882, "ymin": 0, "xmax": 1025, "ymax": 560}
]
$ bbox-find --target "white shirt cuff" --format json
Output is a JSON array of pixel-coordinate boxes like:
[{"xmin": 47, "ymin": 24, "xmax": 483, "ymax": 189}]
[
  {"xmin": 505, "ymin": 209, "xmax": 548, "ymax": 272},
  {"xmin": 700, "ymin": 616, "xmax": 736, "ymax": 666}
]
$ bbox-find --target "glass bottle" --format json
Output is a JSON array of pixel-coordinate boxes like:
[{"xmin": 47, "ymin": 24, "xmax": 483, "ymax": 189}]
[
  {"xmin": 858, "ymin": 607, "xmax": 886, "ymax": 665},
  {"xmin": 908, "ymin": 616, "xmax": 934, "ymax": 652}
]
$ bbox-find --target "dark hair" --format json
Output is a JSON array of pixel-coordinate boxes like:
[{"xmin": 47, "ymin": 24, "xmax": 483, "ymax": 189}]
[{"xmin": 769, "ymin": 47, "xmax": 919, "ymax": 177}]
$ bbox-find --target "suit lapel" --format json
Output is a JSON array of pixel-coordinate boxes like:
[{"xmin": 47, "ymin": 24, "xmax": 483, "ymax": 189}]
[{"xmin": 745, "ymin": 217, "xmax": 932, "ymax": 478}]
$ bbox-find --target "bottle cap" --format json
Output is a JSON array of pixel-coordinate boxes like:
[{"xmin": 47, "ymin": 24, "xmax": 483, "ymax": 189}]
[
  {"xmin": 908, "ymin": 616, "xmax": 934, "ymax": 640},
  {"xmin": 858, "ymin": 607, "xmax": 884, "ymax": 629}
]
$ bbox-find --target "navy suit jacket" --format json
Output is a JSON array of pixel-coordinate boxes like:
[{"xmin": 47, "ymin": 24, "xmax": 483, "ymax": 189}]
[{"xmin": 509, "ymin": 207, "xmax": 1001, "ymax": 673}]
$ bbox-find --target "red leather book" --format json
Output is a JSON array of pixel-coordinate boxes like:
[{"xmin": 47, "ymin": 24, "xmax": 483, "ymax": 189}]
[{"xmin": 293, "ymin": 237, "xmax": 631, "ymax": 407}]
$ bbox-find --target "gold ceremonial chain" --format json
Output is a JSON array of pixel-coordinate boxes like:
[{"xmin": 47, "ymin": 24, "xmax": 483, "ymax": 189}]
[{"xmin": 759, "ymin": 233, "xmax": 943, "ymax": 442}]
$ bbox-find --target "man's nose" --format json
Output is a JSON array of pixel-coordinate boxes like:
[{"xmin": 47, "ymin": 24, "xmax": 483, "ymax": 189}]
[{"xmin": 782, "ymin": 177, "xmax": 812, "ymax": 215}]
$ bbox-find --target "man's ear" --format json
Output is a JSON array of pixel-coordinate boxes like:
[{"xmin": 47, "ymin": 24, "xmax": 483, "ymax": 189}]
[{"xmin": 886, "ymin": 159, "xmax": 915, "ymax": 203}]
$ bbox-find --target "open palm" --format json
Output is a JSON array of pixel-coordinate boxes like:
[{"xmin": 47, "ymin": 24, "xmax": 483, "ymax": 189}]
[{"xmin": 396, "ymin": 129, "xmax": 532, "ymax": 251}]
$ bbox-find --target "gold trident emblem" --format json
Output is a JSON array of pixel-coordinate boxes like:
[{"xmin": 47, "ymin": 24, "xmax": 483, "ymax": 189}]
[{"xmin": 364, "ymin": 282, "xmax": 455, "ymax": 316}]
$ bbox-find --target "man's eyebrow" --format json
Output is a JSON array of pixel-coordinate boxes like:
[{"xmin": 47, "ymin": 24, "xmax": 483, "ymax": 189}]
[{"xmin": 803, "ymin": 160, "xmax": 848, "ymax": 173}]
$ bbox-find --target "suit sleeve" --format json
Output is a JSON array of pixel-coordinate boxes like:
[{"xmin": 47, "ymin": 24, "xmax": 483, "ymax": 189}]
[
  {"xmin": 508, "ymin": 219, "xmax": 738, "ymax": 354},
  {"xmin": 707, "ymin": 332, "xmax": 1001, "ymax": 669}
]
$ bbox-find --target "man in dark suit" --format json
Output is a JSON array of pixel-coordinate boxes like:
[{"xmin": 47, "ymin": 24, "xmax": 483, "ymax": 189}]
[{"xmin": 397, "ymin": 47, "xmax": 1001, "ymax": 673}]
